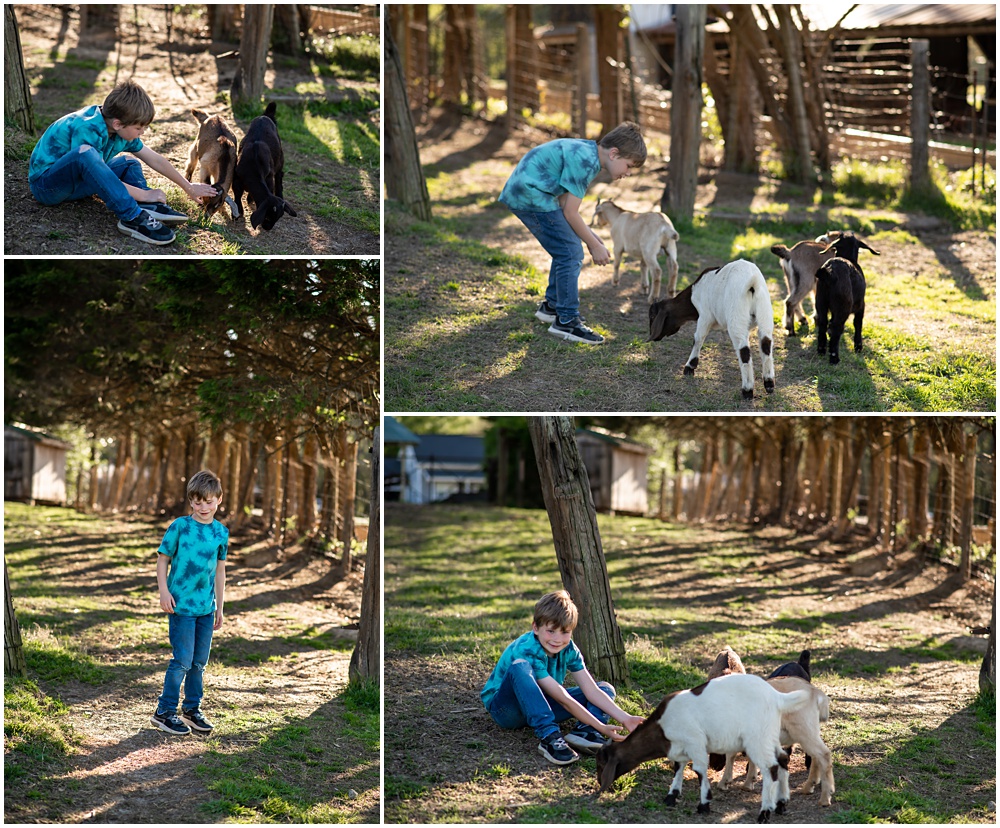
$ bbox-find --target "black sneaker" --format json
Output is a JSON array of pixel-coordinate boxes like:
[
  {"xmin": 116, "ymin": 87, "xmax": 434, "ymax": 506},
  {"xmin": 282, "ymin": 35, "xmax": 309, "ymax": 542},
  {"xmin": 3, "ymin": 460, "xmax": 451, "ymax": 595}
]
[
  {"xmin": 535, "ymin": 300, "xmax": 557, "ymax": 323},
  {"xmin": 117, "ymin": 212, "xmax": 176, "ymax": 245},
  {"xmin": 537, "ymin": 733, "xmax": 579, "ymax": 765},
  {"xmin": 179, "ymin": 708, "xmax": 214, "ymax": 733},
  {"xmin": 547, "ymin": 317, "xmax": 605, "ymax": 345},
  {"xmin": 138, "ymin": 202, "xmax": 189, "ymax": 226},
  {"xmin": 150, "ymin": 710, "xmax": 191, "ymax": 735},
  {"xmin": 564, "ymin": 727, "xmax": 609, "ymax": 754}
]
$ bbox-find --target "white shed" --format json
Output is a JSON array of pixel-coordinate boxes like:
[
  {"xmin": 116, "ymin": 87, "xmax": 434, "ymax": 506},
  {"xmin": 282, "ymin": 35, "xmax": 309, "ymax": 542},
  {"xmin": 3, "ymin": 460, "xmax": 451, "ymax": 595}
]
[{"xmin": 4, "ymin": 424, "xmax": 71, "ymax": 506}]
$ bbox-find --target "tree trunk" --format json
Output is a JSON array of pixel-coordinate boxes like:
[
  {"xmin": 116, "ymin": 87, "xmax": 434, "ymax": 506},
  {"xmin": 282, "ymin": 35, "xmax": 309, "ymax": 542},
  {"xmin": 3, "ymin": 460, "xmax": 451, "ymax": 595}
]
[
  {"xmin": 208, "ymin": 4, "xmax": 240, "ymax": 41},
  {"xmin": 662, "ymin": 4, "xmax": 705, "ymax": 220},
  {"xmin": 339, "ymin": 431, "xmax": 357, "ymax": 576},
  {"xmin": 385, "ymin": 26, "xmax": 432, "ymax": 221},
  {"xmin": 4, "ymin": 6, "xmax": 35, "ymax": 134},
  {"xmin": 527, "ymin": 416, "xmax": 628, "ymax": 686},
  {"xmin": 506, "ymin": 6, "xmax": 539, "ymax": 131},
  {"xmin": 300, "ymin": 431, "xmax": 319, "ymax": 537},
  {"xmin": 773, "ymin": 5, "xmax": 814, "ymax": 184},
  {"xmin": 910, "ymin": 39, "xmax": 932, "ymax": 193},
  {"xmin": 958, "ymin": 430, "xmax": 977, "ymax": 580},
  {"xmin": 981, "ymin": 584, "xmax": 996, "ymax": 694},
  {"xmin": 230, "ymin": 4, "xmax": 274, "ymax": 108},
  {"xmin": 273, "ymin": 3, "xmax": 302, "ymax": 55},
  {"xmin": 595, "ymin": 5, "xmax": 623, "ymax": 134},
  {"xmin": 350, "ymin": 429, "xmax": 381, "ymax": 685},
  {"xmin": 4, "ymin": 562, "xmax": 27, "ymax": 676}
]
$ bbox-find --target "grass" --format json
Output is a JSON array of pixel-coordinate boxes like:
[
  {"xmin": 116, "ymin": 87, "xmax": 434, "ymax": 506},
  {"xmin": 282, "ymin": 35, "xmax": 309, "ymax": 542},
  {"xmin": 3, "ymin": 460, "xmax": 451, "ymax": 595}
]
[
  {"xmin": 385, "ymin": 503, "xmax": 995, "ymax": 823},
  {"xmin": 386, "ymin": 155, "xmax": 995, "ymax": 413},
  {"xmin": 3, "ymin": 503, "xmax": 379, "ymax": 824}
]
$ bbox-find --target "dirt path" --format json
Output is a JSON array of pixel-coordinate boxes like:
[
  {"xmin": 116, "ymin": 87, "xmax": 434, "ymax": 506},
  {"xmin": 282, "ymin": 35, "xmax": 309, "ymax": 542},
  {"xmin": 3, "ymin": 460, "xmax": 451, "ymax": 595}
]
[
  {"xmin": 5, "ymin": 507, "xmax": 378, "ymax": 824},
  {"xmin": 7, "ymin": 4, "xmax": 379, "ymax": 256},
  {"xmin": 384, "ymin": 507, "xmax": 995, "ymax": 823}
]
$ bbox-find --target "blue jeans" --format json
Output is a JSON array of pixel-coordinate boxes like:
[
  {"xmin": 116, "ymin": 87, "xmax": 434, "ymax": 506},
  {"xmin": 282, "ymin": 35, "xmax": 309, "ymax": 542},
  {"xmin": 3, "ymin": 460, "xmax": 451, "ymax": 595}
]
[
  {"xmin": 487, "ymin": 659, "xmax": 615, "ymax": 740},
  {"xmin": 511, "ymin": 208, "xmax": 585, "ymax": 324},
  {"xmin": 156, "ymin": 612, "xmax": 215, "ymax": 714},
  {"xmin": 30, "ymin": 148, "xmax": 148, "ymax": 221}
]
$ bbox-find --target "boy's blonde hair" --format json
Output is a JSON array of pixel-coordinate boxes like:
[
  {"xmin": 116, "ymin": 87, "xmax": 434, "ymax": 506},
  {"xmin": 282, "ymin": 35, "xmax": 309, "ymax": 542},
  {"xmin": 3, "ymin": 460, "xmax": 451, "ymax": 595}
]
[
  {"xmin": 534, "ymin": 590, "xmax": 579, "ymax": 631},
  {"xmin": 102, "ymin": 78, "xmax": 155, "ymax": 127},
  {"xmin": 599, "ymin": 121, "xmax": 646, "ymax": 167},
  {"xmin": 187, "ymin": 470, "xmax": 223, "ymax": 502}
]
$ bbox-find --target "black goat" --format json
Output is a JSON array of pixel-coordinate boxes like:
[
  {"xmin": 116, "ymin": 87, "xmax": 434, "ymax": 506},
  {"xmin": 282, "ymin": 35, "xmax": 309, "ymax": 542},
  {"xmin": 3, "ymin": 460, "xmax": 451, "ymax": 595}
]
[
  {"xmin": 232, "ymin": 102, "xmax": 297, "ymax": 231},
  {"xmin": 767, "ymin": 649, "xmax": 811, "ymax": 682},
  {"xmin": 815, "ymin": 233, "xmax": 879, "ymax": 364}
]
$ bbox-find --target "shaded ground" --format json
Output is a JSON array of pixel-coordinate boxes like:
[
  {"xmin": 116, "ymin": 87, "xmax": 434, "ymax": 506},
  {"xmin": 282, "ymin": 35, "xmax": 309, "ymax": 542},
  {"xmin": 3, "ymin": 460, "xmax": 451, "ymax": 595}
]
[
  {"xmin": 6, "ymin": 4, "xmax": 379, "ymax": 255},
  {"xmin": 385, "ymin": 114, "xmax": 995, "ymax": 412},
  {"xmin": 385, "ymin": 505, "xmax": 995, "ymax": 824},
  {"xmin": 4, "ymin": 506, "xmax": 379, "ymax": 824}
]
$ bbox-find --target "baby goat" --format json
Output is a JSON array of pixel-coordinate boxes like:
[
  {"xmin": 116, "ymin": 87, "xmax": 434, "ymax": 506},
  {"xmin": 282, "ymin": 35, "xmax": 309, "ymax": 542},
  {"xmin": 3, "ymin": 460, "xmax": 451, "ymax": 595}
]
[
  {"xmin": 591, "ymin": 199, "xmax": 680, "ymax": 301},
  {"xmin": 597, "ymin": 673, "xmax": 809, "ymax": 823},
  {"xmin": 649, "ymin": 259, "xmax": 776, "ymax": 400},
  {"xmin": 770, "ymin": 232, "xmax": 842, "ymax": 336},
  {"xmin": 721, "ymin": 676, "xmax": 836, "ymax": 808},
  {"xmin": 184, "ymin": 109, "xmax": 241, "ymax": 220},
  {"xmin": 815, "ymin": 233, "xmax": 879, "ymax": 364},
  {"xmin": 233, "ymin": 102, "xmax": 297, "ymax": 231}
]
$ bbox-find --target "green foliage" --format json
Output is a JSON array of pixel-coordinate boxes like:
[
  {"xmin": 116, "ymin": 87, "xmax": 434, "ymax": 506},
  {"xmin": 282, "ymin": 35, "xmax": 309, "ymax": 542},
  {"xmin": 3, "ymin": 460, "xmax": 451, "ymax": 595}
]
[
  {"xmin": 310, "ymin": 34, "xmax": 380, "ymax": 82},
  {"xmin": 4, "ymin": 677, "xmax": 76, "ymax": 764}
]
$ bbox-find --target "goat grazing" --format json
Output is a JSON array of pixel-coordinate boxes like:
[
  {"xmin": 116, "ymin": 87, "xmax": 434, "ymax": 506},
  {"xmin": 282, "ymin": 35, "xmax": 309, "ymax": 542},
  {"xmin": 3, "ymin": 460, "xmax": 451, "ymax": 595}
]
[
  {"xmin": 721, "ymin": 676, "xmax": 836, "ymax": 808},
  {"xmin": 768, "ymin": 649, "xmax": 811, "ymax": 682},
  {"xmin": 815, "ymin": 232, "xmax": 879, "ymax": 364},
  {"xmin": 184, "ymin": 109, "xmax": 241, "ymax": 220},
  {"xmin": 649, "ymin": 259, "xmax": 776, "ymax": 400},
  {"xmin": 597, "ymin": 673, "xmax": 810, "ymax": 823},
  {"xmin": 232, "ymin": 102, "xmax": 297, "ymax": 231},
  {"xmin": 591, "ymin": 199, "xmax": 680, "ymax": 301},
  {"xmin": 770, "ymin": 232, "xmax": 842, "ymax": 336}
]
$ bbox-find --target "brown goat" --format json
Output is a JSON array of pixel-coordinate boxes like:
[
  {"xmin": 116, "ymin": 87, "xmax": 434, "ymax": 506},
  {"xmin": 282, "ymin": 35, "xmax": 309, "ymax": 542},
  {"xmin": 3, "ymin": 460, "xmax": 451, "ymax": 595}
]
[{"xmin": 184, "ymin": 109, "xmax": 241, "ymax": 220}]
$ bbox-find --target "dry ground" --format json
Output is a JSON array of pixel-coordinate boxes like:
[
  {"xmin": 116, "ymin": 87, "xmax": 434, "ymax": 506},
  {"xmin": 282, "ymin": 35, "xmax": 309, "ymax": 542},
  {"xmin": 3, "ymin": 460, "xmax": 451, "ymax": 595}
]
[{"xmin": 6, "ymin": 4, "xmax": 379, "ymax": 256}]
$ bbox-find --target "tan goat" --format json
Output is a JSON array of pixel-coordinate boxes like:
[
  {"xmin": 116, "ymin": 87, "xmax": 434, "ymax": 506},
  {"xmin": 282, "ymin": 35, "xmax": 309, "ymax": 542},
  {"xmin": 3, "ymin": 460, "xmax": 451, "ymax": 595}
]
[
  {"xmin": 592, "ymin": 199, "xmax": 679, "ymax": 302},
  {"xmin": 720, "ymin": 675, "xmax": 836, "ymax": 807},
  {"xmin": 184, "ymin": 109, "xmax": 241, "ymax": 220}
]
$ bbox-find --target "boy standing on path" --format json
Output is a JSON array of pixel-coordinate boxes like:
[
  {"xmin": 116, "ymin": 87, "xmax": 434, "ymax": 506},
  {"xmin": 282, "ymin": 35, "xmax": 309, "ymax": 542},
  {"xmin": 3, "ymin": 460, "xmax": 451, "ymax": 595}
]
[
  {"xmin": 481, "ymin": 590, "xmax": 644, "ymax": 765},
  {"xmin": 28, "ymin": 78, "xmax": 218, "ymax": 245},
  {"xmin": 151, "ymin": 470, "xmax": 228, "ymax": 736},
  {"xmin": 499, "ymin": 122, "xmax": 647, "ymax": 344}
]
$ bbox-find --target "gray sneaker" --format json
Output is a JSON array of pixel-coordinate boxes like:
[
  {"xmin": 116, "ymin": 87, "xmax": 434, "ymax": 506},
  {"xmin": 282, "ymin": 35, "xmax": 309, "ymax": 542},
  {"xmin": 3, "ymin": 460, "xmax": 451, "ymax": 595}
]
[
  {"xmin": 565, "ymin": 727, "xmax": 609, "ymax": 754},
  {"xmin": 537, "ymin": 733, "xmax": 579, "ymax": 765},
  {"xmin": 535, "ymin": 300, "xmax": 557, "ymax": 323},
  {"xmin": 138, "ymin": 202, "xmax": 189, "ymax": 226},
  {"xmin": 547, "ymin": 317, "xmax": 605, "ymax": 345}
]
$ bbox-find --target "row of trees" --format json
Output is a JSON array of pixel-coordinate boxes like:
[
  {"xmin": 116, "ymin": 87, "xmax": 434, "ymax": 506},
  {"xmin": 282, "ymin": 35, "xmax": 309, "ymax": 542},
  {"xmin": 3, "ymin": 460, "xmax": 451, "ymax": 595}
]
[
  {"xmin": 6, "ymin": 259, "xmax": 379, "ymax": 564},
  {"xmin": 526, "ymin": 416, "xmax": 995, "ymax": 693}
]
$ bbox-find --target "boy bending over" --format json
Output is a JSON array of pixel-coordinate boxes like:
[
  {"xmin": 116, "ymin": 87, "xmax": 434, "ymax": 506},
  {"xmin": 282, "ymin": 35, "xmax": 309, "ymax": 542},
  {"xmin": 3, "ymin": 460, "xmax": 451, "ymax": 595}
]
[
  {"xmin": 481, "ymin": 590, "xmax": 644, "ymax": 765},
  {"xmin": 29, "ymin": 78, "xmax": 218, "ymax": 246},
  {"xmin": 499, "ymin": 122, "xmax": 647, "ymax": 345}
]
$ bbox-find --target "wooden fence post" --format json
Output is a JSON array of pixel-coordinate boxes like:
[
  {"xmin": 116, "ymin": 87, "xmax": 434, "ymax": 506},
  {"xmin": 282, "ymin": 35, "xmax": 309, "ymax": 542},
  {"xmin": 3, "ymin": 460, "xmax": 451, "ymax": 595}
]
[
  {"xmin": 4, "ymin": 562, "xmax": 27, "ymax": 676},
  {"xmin": 910, "ymin": 39, "xmax": 932, "ymax": 193}
]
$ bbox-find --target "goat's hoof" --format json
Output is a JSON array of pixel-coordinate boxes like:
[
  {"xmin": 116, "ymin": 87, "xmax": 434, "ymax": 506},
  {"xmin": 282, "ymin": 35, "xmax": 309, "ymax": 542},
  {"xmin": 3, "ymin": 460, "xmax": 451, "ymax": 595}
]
[
  {"xmin": 683, "ymin": 365, "xmax": 696, "ymax": 376},
  {"xmin": 855, "ymin": 343, "xmax": 864, "ymax": 353},
  {"xmin": 757, "ymin": 809, "xmax": 772, "ymax": 824},
  {"xmin": 830, "ymin": 355, "xmax": 840, "ymax": 365},
  {"xmin": 764, "ymin": 379, "xmax": 775, "ymax": 394},
  {"xmin": 741, "ymin": 388, "xmax": 754, "ymax": 400},
  {"xmin": 775, "ymin": 800, "xmax": 787, "ymax": 814},
  {"xmin": 664, "ymin": 792, "xmax": 679, "ymax": 807},
  {"xmin": 697, "ymin": 802, "xmax": 711, "ymax": 814}
]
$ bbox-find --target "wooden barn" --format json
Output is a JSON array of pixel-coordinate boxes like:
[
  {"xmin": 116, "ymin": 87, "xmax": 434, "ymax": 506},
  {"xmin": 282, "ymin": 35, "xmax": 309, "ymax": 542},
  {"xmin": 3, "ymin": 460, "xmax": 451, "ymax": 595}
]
[
  {"xmin": 4, "ymin": 424, "xmax": 71, "ymax": 506},
  {"xmin": 576, "ymin": 428, "xmax": 652, "ymax": 516}
]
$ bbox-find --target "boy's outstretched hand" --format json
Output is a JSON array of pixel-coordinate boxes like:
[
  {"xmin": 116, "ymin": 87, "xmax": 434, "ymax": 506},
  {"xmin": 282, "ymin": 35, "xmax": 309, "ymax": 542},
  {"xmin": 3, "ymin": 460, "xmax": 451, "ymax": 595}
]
[
  {"xmin": 597, "ymin": 722, "xmax": 630, "ymax": 742},
  {"xmin": 621, "ymin": 714, "xmax": 645, "ymax": 733},
  {"xmin": 588, "ymin": 238, "xmax": 611, "ymax": 266}
]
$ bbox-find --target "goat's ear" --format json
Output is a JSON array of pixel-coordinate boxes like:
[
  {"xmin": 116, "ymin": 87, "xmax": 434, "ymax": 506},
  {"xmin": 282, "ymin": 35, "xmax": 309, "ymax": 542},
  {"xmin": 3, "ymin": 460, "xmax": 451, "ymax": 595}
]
[
  {"xmin": 858, "ymin": 239, "xmax": 880, "ymax": 255},
  {"xmin": 819, "ymin": 242, "xmax": 836, "ymax": 255},
  {"xmin": 283, "ymin": 201, "xmax": 297, "ymax": 218},
  {"xmin": 649, "ymin": 301, "xmax": 671, "ymax": 341},
  {"xmin": 597, "ymin": 755, "xmax": 620, "ymax": 793}
]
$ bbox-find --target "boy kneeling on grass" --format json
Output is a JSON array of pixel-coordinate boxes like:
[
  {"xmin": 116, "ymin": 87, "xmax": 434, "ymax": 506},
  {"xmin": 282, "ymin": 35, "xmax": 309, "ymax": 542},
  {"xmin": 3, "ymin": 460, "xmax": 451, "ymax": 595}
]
[
  {"xmin": 28, "ymin": 78, "xmax": 218, "ymax": 246},
  {"xmin": 481, "ymin": 590, "xmax": 644, "ymax": 765}
]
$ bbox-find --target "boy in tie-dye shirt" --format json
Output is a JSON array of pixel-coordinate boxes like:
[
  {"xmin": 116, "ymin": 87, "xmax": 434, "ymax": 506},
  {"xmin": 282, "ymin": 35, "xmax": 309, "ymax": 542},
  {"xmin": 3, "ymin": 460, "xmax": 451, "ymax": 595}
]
[
  {"xmin": 151, "ymin": 470, "xmax": 228, "ymax": 736},
  {"xmin": 499, "ymin": 122, "xmax": 646, "ymax": 344}
]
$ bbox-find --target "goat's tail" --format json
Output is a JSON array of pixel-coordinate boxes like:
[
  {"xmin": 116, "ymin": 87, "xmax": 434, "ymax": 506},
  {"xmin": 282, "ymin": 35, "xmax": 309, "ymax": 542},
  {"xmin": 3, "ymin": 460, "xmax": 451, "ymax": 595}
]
[
  {"xmin": 770, "ymin": 243, "xmax": 792, "ymax": 260},
  {"xmin": 774, "ymin": 687, "xmax": 811, "ymax": 715}
]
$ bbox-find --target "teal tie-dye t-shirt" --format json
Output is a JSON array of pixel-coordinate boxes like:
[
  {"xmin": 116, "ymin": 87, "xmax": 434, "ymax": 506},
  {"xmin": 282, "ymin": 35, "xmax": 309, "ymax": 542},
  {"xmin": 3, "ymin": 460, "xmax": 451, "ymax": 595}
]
[
  {"xmin": 157, "ymin": 516, "xmax": 228, "ymax": 617},
  {"xmin": 28, "ymin": 105, "xmax": 145, "ymax": 183},
  {"xmin": 480, "ymin": 630, "xmax": 586, "ymax": 709},
  {"xmin": 499, "ymin": 139, "xmax": 601, "ymax": 212}
]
